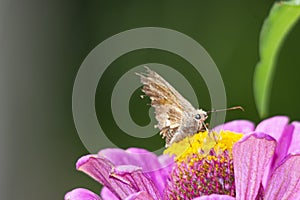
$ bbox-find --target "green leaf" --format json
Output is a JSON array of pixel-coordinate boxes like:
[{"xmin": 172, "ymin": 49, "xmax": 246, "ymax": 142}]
[{"xmin": 253, "ymin": 0, "xmax": 300, "ymax": 118}]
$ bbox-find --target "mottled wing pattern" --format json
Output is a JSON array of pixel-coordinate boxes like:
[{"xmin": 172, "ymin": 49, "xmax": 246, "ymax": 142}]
[{"xmin": 136, "ymin": 67, "xmax": 195, "ymax": 145}]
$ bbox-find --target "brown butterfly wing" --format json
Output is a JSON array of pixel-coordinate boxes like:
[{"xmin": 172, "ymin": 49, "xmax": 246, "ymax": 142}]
[{"xmin": 136, "ymin": 67, "xmax": 196, "ymax": 145}]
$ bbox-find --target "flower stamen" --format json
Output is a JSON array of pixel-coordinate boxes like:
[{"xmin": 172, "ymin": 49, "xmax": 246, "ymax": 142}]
[{"xmin": 164, "ymin": 131, "xmax": 243, "ymax": 199}]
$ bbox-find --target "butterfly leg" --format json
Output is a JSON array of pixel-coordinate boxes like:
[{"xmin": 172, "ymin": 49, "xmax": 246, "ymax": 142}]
[
  {"xmin": 201, "ymin": 121, "xmax": 218, "ymax": 143},
  {"xmin": 187, "ymin": 136, "xmax": 193, "ymax": 148},
  {"xmin": 187, "ymin": 136, "xmax": 203, "ymax": 160},
  {"xmin": 202, "ymin": 122, "xmax": 209, "ymax": 131}
]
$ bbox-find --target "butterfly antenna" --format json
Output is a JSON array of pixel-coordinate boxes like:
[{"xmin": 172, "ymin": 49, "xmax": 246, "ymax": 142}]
[
  {"xmin": 207, "ymin": 106, "xmax": 244, "ymax": 114},
  {"xmin": 206, "ymin": 106, "xmax": 243, "ymax": 143}
]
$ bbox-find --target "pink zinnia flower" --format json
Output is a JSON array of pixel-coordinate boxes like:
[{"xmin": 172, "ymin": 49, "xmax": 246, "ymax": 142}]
[{"xmin": 65, "ymin": 116, "xmax": 300, "ymax": 200}]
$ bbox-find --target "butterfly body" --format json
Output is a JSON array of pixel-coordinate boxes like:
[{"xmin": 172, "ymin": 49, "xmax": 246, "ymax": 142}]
[{"xmin": 136, "ymin": 67, "xmax": 208, "ymax": 147}]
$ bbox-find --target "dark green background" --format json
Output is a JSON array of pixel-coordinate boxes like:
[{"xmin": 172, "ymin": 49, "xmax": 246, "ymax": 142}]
[{"xmin": 1, "ymin": 1, "xmax": 300, "ymax": 199}]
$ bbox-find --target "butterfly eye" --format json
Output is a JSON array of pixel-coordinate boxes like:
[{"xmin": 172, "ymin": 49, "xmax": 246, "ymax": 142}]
[{"xmin": 195, "ymin": 114, "xmax": 201, "ymax": 120}]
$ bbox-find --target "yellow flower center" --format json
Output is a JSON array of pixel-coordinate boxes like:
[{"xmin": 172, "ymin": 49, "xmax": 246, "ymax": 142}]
[
  {"xmin": 164, "ymin": 131, "xmax": 243, "ymax": 161},
  {"xmin": 164, "ymin": 131, "xmax": 243, "ymax": 199}
]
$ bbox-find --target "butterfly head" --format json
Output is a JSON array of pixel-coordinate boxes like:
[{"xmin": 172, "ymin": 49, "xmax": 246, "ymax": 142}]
[{"xmin": 194, "ymin": 109, "xmax": 208, "ymax": 122}]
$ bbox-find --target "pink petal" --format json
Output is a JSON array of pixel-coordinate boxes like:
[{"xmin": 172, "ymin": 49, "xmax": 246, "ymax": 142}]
[
  {"xmin": 273, "ymin": 124, "xmax": 294, "ymax": 163},
  {"xmin": 126, "ymin": 148, "xmax": 152, "ymax": 154},
  {"xmin": 157, "ymin": 154, "xmax": 174, "ymax": 184},
  {"xmin": 192, "ymin": 194, "xmax": 235, "ymax": 200},
  {"xmin": 255, "ymin": 116, "xmax": 289, "ymax": 141},
  {"xmin": 98, "ymin": 148, "xmax": 173, "ymax": 195},
  {"xmin": 76, "ymin": 155, "xmax": 161, "ymax": 199},
  {"xmin": 263, "ymin": 124, "xmax": 294, "ymax": 188},
  {"xmin": 264, "ymin": 154, "xmax": 300, "ymax": 200},
  {"xmin": 213, "ymin": 120, "xmax": 254, "ymax": 134},
  {"xmin": 98, "ymin": 148, "xmax": 164, "ymax": 172},
  {"xmin": 124, "ymin": 191, "xmax": 154, "ymax": 200},
  {"xmin": 233, "ymin": 132, "xmax": 276, "ymax": 200},
  {"xmin": 110, "ymin": 165, "xmax": 162, "ymax": 200},
  {"xmin": 100, "ymin": 187, "xmax": 118, "ymax": 200},
  {"xmin": 288, "ymin": 122, "xmax": 300, "ymax": 155},
  {"xmin": 255, "ymin": 116, "xmax": 291, "ymax": 187},
  {"xmin": 64, "ymin": 188, "xmax": 102, "ymax": 200},
  {"xmin": 77, "ymin": 155, "xmax": 132, "ymax": 199}
]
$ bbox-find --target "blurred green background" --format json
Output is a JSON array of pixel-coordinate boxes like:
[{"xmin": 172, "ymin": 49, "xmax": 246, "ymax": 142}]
[{"xmin": 1, "ymin": 0, "xmax": 300, "ymax": 199}]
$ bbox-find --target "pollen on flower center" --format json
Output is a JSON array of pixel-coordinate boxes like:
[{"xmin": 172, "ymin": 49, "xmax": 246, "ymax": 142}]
[{"xmin": 164, "ymin": 131, "xmax": 243, "ymax": 199}]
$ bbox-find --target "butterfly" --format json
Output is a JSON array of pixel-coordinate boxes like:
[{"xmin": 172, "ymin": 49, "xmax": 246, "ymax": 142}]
[
  {"xmin": 136, "ymin": 67, "xmax": 243, "ymax": 147},
  {"xmin": 136, "ymin": 67, "xmax": 209, "ymax": 147}
]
